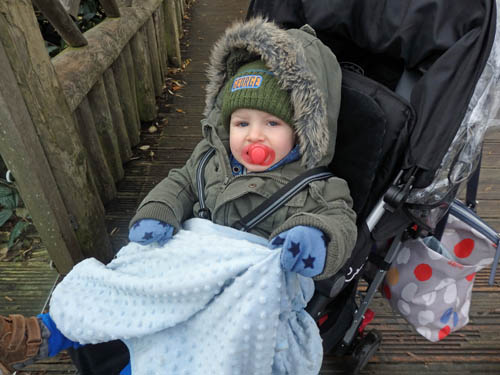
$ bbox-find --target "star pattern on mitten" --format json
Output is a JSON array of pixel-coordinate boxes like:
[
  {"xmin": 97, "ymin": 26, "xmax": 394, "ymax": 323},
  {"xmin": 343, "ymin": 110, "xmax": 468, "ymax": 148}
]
[
  {"xmin": 132, "ymin": 221, "xmax": 141, "ymax": 230},
  {"xmin": 142, "ymin": 232, "xmax": 154, "ymax": 240},
  {"xmin": 269, "ymin": 226, "xmax": 326, "ymax": 277},
  {"xmin": 272, "ymin": 236, "xmax": 286, "ymax": 247},
  {"xmin": 302, "ymin": 255, "xmax": 316, "ymax": 269},
  {"xmin": 288, "ymin": 242, "xmax": 301, "ymax": 257}
]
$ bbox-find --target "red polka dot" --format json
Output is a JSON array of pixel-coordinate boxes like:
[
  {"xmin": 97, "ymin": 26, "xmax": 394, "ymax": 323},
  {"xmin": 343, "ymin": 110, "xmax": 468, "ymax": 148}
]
[
  {"xmin": 438, "ymin": 325, "xmax": 451, "ymax": 340},
  {"xmin": 454, "ymin": 238, "xmax": 475, "ymax": 258},
  {"xmin": 466, "ymin": 272, "xmax": 476, "ymax": 282},
  {"xmin": 383, "ymin": 284, "xmax": 391, "ymax": 299},
  {"xmin": 414, "ymin": 263, "xmax": 432, "ymax": 281}
]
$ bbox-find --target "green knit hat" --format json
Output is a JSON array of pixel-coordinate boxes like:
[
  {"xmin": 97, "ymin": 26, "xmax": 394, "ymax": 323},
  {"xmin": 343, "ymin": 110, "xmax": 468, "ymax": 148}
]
[{"xmin": 221, "ymin": 60, "xmax": 293, "ymax": 128}]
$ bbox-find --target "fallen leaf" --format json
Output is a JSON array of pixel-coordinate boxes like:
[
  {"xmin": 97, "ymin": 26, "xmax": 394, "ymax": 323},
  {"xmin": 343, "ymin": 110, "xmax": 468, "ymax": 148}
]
[
  {"xmin": 139, "ymin": 145, "xmax": 151, "ymax": 151},
  {"xmin": 176, "ymin": 108, "xmax": 186, "ymax": 114},
  {"xmin": 4, "ymin": 296, "xmax": 13, "ymax": 302},
  {"xmin": 148, "ymin": 125, "xmax": 158, "ymax": 133}
]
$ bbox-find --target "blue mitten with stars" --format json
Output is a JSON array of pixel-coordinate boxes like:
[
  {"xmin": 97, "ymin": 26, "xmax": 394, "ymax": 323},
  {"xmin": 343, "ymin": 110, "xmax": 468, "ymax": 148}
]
[
  {"xmin": 269, "ymin": 226, "xmax": 328, "ymax": 277},
  {"xmin": 128, "ymin": 219, "xmax": 174, "ymax": 246}
]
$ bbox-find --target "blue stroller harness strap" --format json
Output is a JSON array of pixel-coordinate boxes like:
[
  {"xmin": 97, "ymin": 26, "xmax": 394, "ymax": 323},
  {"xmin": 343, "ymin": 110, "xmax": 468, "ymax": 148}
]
[{"xmin": 449, "ymin": 199, "xmax": 500, "ymax": 285}]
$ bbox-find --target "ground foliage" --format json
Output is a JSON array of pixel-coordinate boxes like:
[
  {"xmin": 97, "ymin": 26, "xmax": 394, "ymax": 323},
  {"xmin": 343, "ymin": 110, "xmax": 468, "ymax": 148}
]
[
  {"xmin": 35, "ymin": 0, "xmax": 106, "ymax": 57},
  {"xmin": 0, "ymin": 178, "xmax": 37, "ymax": 262}
]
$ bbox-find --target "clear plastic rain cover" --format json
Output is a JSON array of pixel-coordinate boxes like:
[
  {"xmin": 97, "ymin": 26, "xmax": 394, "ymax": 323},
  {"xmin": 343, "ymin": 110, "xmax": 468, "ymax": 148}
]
[{"xmin": 407, "ymin": 7, "xmax": 500, "ymax": 210}]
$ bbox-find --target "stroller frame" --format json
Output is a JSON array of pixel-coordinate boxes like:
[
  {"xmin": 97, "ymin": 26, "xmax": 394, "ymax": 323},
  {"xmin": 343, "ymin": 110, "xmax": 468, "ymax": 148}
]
[{"xmin": 245, "ymin": 0, "xmax": 499, "ymax": 372}]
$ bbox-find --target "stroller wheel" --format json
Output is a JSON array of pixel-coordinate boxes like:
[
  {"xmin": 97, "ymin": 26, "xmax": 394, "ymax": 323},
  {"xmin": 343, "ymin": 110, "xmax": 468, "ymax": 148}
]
[{"xmin": 348, "ymin": 329, "xmax": 381, "ymax": 375}]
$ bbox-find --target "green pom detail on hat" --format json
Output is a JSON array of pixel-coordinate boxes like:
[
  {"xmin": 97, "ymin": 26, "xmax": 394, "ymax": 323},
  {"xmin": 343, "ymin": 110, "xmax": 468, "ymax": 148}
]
[{"xmin": 221, "ymin": 60, "xmax": 293, "ymax": 128}]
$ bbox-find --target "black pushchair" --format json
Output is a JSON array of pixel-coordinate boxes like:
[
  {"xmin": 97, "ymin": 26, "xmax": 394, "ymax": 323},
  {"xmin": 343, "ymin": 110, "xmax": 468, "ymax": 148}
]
[
  {"xmin": 245, "ymin": 0, "xmax": 499, "ymax": 373},
  {"xmin": 66, "ymin": 1, "xmax": 499, "ymax": 374}
]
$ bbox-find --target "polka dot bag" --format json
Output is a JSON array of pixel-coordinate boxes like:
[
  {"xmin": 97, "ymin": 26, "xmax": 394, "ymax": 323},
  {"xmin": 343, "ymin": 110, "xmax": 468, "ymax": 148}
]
[{"xmin": 383, "ymin": 200, "xmax": 499, "ymax": 342}]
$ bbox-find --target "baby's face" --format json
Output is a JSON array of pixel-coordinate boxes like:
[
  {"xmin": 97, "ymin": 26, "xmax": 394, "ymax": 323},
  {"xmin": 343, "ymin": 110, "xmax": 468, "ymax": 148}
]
[{"xmin": 229, "ymin": 108, "xmax": 295, "ymax": 172}]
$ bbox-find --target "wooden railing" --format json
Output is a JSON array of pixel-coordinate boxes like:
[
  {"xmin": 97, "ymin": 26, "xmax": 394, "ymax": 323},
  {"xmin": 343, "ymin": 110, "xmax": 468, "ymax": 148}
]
[{"xmin": 0, "ymin": 0, "xmax": 186, "ymax": 274}]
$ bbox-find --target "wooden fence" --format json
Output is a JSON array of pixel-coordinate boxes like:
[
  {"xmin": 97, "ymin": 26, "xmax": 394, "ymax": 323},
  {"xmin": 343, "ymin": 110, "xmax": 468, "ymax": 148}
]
[{"xmin": 0, "ymin": 0, "xmax": 186, "ymax": 274}]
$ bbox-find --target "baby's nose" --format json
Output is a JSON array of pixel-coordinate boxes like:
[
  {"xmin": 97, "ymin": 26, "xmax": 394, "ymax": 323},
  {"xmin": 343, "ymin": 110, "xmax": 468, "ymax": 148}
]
[{"xmin": 247, "ymin": 125, "xmax": 264, "ymax": 140}]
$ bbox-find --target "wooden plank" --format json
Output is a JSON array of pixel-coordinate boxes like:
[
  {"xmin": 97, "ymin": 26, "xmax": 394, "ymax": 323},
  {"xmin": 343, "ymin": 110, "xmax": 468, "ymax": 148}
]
[
  {"xmin": 475, "ymin": 168, "xmax": 500, "ymax": 200},
  {"xmin": 103, "ymin": 68, "xmax": 133, "ymax": 161},
  {"xmin": 130, "ymin": 27, "xmax": 158, "ymax": 121},
  {"xmin": 484, "ymin": 126, "xmax": 500, "ymax": 141},
  {"xmin": 0, "ymin": 0, "xmax": 112, "ymax": 271},
  {"xmin": 146, "ymin": 17, "xmax": 164, "ymax": 97},
  {"xmin": 87, "ymin": 77, "xmax": 125, "ymax": 182},
  {"xmin": 164, "ymin": 0, "xmax": 182, "ymax": 67},
  {"xmin": 0, "ymin": 255, "xmax": 59, "ymax": 316},
  {"xmin": 74, "ymin": 97, "xmax": 118, "ymax": 203},
  {"xmin": 111, "ymin": 53, "xmax": 141, "ymax": 146},
  {"xmin": 482, "ymin": 142, "xmax": 500, "ymax": 168}
]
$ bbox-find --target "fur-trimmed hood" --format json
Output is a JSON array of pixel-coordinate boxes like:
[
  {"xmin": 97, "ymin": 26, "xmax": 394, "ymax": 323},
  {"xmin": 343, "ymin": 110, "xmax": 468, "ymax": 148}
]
[{"xmin": 203, "ymin": 17, "xmax": 342, "ymax": 169}]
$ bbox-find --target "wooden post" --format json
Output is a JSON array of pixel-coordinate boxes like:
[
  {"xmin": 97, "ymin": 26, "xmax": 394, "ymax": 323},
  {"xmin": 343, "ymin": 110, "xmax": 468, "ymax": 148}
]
[
  {"xmin": 111, "ymin": 53, "xmax": 141, "ymax": 146},
  {"xmin": 32, "ymin": 0, "xmax": 87, "ymax": 47},
  {"xmin": 174, "ymin": 0, "xmax": 183, "ymax": 39},
  {"xmin": 154, "ymin": 6, "xmax": 169, "ymax": 76},
  {"xmin": 130, "ymin": 28, "xmax": 157, "ymax": 121},
  {"xmin": 164, "ymin": 0, "xmax": 181, "ymax": 67},
  {"xmin": 74, "ymin": 97, "xmax": 117, "ymax": 203},
  {"xmin": 146, "ymin": 17, "xmax": 163, "ymax": 97},
  {"xmin": 123, "ymin": 43, "xmax": 142, "ymax": 134},
  {"xmin": 103, "ymin": 68, "xmax": 133, "ymax": 161},
  {"xmin": 98, "ymin": 0, "xmax": 121, "ymax": 18},
  {"xmin": 87, "ymin": 78, "xmax": 125, "ymax": 182},
  {"xmin": 0, "ymin": 0, "xmax": 113, "ymax": 271},
  {"xmin": 0, "ymin": 44, "xmax": 82, "ymax": 274}
]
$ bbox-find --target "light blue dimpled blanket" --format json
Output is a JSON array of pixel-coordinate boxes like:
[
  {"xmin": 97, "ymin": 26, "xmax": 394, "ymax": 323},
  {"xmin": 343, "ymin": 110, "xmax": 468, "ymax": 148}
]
[{"xmin": 49, "ymin": 218, "xmax": 323, "ymax": 374}]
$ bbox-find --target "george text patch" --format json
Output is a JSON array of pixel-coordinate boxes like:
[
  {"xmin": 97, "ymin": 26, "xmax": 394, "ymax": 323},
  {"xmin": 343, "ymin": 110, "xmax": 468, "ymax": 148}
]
[{"xmin": 231, "ymin": 75, "xmax": 263, "ymax": 92}]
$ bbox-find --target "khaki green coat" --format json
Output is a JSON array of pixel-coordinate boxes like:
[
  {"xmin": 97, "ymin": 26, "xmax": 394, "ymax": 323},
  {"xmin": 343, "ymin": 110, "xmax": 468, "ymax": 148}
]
[{"xmin": 130, "ymin": 18, "xmax": 357, "ymax": 280}]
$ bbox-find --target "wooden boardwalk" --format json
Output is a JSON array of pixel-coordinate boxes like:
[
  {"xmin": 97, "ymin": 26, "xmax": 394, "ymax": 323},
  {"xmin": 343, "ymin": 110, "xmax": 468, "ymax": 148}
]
[{"xmin": 1, "ymin": 0, "xmax": 499, "ymax": 374}]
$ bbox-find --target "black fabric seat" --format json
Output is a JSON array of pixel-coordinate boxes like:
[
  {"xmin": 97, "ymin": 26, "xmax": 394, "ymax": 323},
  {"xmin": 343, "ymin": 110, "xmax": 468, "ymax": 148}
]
[{"xmin": 331, "ymin": 68, "xmax": 417, "ymax": 222}]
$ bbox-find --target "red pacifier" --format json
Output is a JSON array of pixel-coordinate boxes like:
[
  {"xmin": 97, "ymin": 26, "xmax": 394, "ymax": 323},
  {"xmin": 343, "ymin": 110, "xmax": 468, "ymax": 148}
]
[{"xmin": 242, "ymin": 143, "xmax": 276, "ymax": 166}]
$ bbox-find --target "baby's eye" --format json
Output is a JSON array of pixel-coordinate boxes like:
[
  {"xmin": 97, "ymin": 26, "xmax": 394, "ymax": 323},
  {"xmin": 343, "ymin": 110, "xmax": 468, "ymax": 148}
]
[
  {"xmin": 268, "ymin": 121, "xmax": 279, "ymax": 127},
  {"xmin": 233, "ymin": 121, "xmax": 248, "ymax": 127}
]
